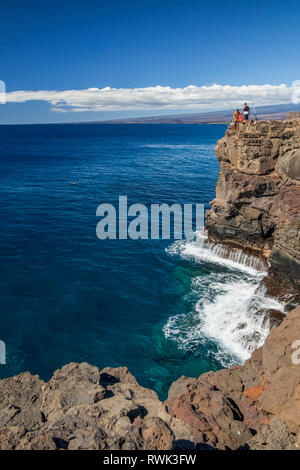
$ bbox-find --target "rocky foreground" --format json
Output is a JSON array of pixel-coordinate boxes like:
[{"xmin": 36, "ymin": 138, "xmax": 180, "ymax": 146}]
[
  {"xmin": 0, "ymin": 119, "xmax": 299, "ymax": 450},
  {"xmin": 0, "ymin": 306, "xmax": 299, "ymax": 450}
]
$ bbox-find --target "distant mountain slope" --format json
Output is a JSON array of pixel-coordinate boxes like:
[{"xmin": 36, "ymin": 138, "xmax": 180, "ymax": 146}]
[{"xmin": 85, "ymin": 103, "xmax": 300, "ymax": 124}]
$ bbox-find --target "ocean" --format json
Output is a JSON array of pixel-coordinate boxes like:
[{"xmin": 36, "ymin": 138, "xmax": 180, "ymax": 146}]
[{"xmin": 0, "ymin": 123, "xmax": 283, "ymax": 399}]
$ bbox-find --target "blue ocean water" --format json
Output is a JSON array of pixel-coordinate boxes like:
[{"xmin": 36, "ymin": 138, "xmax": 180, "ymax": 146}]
[{"xmin": 0, "ymin": 123, "xmax": 278, "ymax": 399}]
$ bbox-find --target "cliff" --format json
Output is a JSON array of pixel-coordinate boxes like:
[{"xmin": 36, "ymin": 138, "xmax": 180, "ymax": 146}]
[
  {"xmin": 1, "ymin": 121, "xmax": 300, "ymax": 450},
  {"xmin": 206, "ymin": 120, "xmax": 300, "ymax": 283}
]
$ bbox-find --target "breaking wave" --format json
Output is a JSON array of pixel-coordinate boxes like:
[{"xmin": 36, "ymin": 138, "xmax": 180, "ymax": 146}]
[{"xmin": 164, "ymin": 233, "xmax": 284, "ymax": 366}]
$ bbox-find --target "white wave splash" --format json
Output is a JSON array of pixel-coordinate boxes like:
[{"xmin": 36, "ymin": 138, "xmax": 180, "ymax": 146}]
[
  {"xmin": 197, "ymin": 279, "xmax": 283, "ymax": 362},
  {"xmin": 164, "ymin": 235, "xmax": 284, "ymax": 366},
  {"xmin": 166, "ymin": 235, "xmax": 264, "ymax": 276}
]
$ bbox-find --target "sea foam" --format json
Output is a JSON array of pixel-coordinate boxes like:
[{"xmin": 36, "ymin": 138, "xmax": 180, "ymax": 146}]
[{"xmin": 164, "ymin": 233, "xmax": 284, "ymax": 366}]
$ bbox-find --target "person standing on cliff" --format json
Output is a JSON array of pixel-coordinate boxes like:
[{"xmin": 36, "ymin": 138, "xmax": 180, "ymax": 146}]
[
  {"xmin": 242, "ymin": 103, "xmax": 250, "ymax": 123},
  {"xmin": 233, "ymin": 109, "xmax": 240, "ymax": 130}
]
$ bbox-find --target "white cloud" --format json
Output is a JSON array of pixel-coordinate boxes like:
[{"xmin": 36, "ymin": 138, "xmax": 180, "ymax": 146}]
[{"xmin": 4, "ymin": 83, "xmax": 296, "ymax": 113}]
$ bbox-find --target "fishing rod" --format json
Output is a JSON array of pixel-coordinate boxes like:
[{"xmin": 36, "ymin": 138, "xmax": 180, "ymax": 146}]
[{"xmin": 251, "ymin": 99, "xmax": 258, "ymax": 120}]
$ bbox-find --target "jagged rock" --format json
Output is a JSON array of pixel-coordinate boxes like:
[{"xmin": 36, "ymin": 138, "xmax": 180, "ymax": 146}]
[
  {"xmin": 246, "ymin": 417, "xmax": 297, "ymax": 450},
  {"xmin": 259, "ymin": 307, "xmax": 300, "ymax": 432},
  {"xmin": 269, "ymin": 185, "xmax": 300, "ymax": 280},
  {"xmin": 262, "ymin": 309, "xmax": 286, "ymax": 329},
  {"xmin": 166, "ymin": 306, "xmax": 300, "ymax": 449},
  {"xmin": 276, "ymin": 148, "xmax": 300, "ymax": 182},
  {"xmin": 0, "ymin": 362, "xmax": 194, "ymax": 450},
  {"xmin": 0, "ymin": 306, "xmax": 299, "ymax": 450},
  {"xmin": 40, "ymin": 363, "xmax": 106, "ymax": 423},
  {"xmin": 166, "ymin": 379, "xmax": 252, "ymax": 449},
  {"xmin": 137, "ymin": 417, "xmax": 174, "ymax": 450},
  {"xmin": 0, "ymin": 372, "xmax": 44, "ymax": 430},
  {"xmin": 256, "ymin": 267, "xmax": 300, "ymax": 312},
  {"xmin": 99, "ymin": 367, "xmax": 138, "ymax": 386}
]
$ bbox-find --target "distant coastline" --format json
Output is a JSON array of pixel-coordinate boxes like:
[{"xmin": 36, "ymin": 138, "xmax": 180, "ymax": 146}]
[
  {"xmin": 86, "ymin": 103, "xmax": 300, "ymax": 125},
  {"xmin": 1, "ymin": 103, "xmax": 300, "ymax": 126}
]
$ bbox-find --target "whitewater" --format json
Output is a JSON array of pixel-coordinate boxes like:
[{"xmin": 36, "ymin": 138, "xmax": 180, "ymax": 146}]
[{"xmin": 164, "ymin": 232, "xmax": 284, "ymax": 367}]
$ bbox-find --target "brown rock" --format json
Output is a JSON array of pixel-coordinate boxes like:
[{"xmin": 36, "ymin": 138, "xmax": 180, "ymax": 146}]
[
  {"xmin": 263, "ymin": 309, "xmax": 286, "ymax": 329},
  {"xmin": 166, "ymin": 378, "xmax": 252, "ymax": 449},
  {"xmin": 0, "ymin": 372, "xmax": 44, "ymax": 430},
  {"xmin": 243, "ymin": 384, "xmax": 266, "ymax": 402},
  {"xmin": 0, "ymin": 361, "xmax": 194, "ymax": 450},
  {"xmin": 140, "ymin": 417, "xmax": 174, "ymax": 450},
  {"xmin": 247, "ymin": 417, "xmax": 297, "ymax": 450},
  {"xmin": 259, "ymin": 306, "xmax": 300, "ymax": 432},
  {"xmin": 256, "ymin": 267, "xmax": 300, "ymax": 311},
  {"xmin": 166, "ymin": 306, "xmax": 300, "ymax": 448},
  {"xmin": 99, "ymin": 366, "xmax": 138, "ymax": 386}
]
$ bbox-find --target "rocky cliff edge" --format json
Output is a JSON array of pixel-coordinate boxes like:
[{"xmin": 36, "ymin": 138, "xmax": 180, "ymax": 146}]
[{"xmin": 206, "ymin": 119, "xmax": 300, "ymax": 282}]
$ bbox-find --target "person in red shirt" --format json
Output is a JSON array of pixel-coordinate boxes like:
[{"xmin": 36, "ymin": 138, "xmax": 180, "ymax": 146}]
[{"xmin": 233, "ymin": 109, "xmax": 240, "ymax": 130}]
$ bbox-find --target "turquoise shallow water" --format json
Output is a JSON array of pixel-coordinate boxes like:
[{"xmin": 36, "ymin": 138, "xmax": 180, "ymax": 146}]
[{"xmin": 0, "ymin": 122, "xmax": 253, "ymax": 398}]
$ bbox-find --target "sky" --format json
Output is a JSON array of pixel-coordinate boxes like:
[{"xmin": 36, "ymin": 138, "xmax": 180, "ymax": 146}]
[{"xmin": 1, "ymin": 0, "xmax": 300, "ymax": 124}]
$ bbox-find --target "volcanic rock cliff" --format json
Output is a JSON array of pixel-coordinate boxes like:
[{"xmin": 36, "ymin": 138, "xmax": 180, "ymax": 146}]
[
  {"xmin": 1, "ymin": 121, "xmax": 300, "ymax": 451},
  {"xmin": 206, "ymin": 120, "xmax": 300, "ymax": 283}
]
